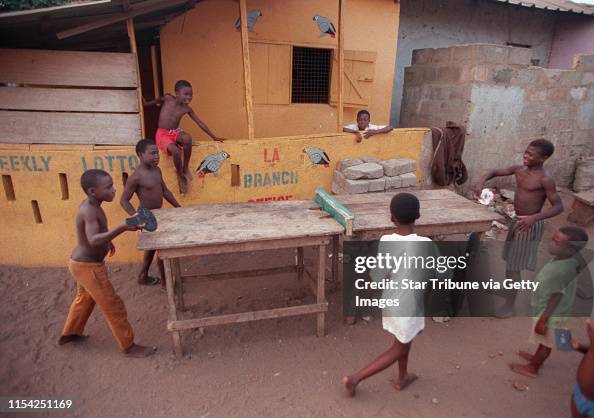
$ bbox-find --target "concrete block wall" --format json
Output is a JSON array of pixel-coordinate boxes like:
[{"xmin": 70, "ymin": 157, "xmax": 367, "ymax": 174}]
[{"xmin": 400, "ymin": 43, "xmax": 594, "ymax": 191}]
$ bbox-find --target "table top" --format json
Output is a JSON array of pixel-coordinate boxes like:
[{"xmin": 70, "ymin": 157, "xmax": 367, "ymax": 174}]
[
  {"xmin": 334, "ymin": 189, "xmax": 503, "ymax": 236},
  {"xmin": 137, "ymin": 200, "xmax": 344, "ymax": 252}
]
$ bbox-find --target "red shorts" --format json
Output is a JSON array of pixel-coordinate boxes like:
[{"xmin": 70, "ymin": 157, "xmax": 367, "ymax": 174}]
[{"xmin": 155, "ymin": 128, "xmax": 182, "ymax": 155}]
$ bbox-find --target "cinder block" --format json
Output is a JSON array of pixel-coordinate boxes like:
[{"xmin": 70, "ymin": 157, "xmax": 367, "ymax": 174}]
[
  {"xmin": 385, "ymin": 175, "xmax": 402, "ymax": 190},
  {"xmin": 574, "ymin": 55, "xmax": 594, "ymax": 71},
  {"xmin": 368, "ymin": 177, "xmax": 386, "ymax": 192},
  {"xmin": 559, "ymin": 70, "xmax": 581, "ymax": 86},
  {"xmin": 546, "ymin": 87, "xmax": 569, "ymax": 102},
  {"xmin": 492, "ymin": 67, "xmax": 515, "ymax": 83},
  {"xmin": 337, "ymin": 158, "xmax": 364, "ymax": 173},
  {"xmin": 423, "ymin": 67, "xmax": 438, "ymax": 82},
  {"xmin": 380, "ymin": 159, "xmax": 417, "ymax": 177},
  {"xmin": 400, "ymin": 173, "xmax": 417, "ymax": 188},
  {"xmin": 570, "ymin": 87, "xmax": 587, "ymax": 101},
  {"xmin": 432, "ymin": 48, "xmax": 452, "ymax": 65},
  {"xmin": 448, "ymin": 86, "xmax": 468, "ymax": 101},
  {"xmin": 581, "ymin": 72, "xmax": 594, "ymax": 85},
  {"xmin": 344, "ymin": 162, "xmax": 384, "ymax": 180},
  {"xmin": 360, "ymin": 156, "xmax": 381, "ymax": 163},
  {"xmin": 411, "ymin": 48, "xmax": 434, "ymax": 65},
  {"xmin": 404, "ymin": 67, "xmax": 421, "ymax": 85},
  {"xmin": 512, "ymin": 68, "xmax": 540, "ymax": 85},
  {"xmin": 333, "ymin": 170, "xmax": 369, "ymax": 194},
  {"xmin": 508, "ymin": 47, "xmax": 532, "ymax": 66},
  {"xmin": 477, "ymin": 44, "xmax": 509, "ymax": 64},
  {"xmin": 528, "ymin": 90, "xmax": 547, "ymax": 102},
  {"xmin": 452, "ymin": 45, "xmax": 478, "ymax": 64},
  {"xmin": 438, "ymin": 66, "xmax": 462, "ymax": 83}
]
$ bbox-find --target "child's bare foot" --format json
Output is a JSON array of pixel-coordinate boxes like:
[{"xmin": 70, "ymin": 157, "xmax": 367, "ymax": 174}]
[
  {"xmin": 177, "ymin": 174, "xmax": 188, "ymax": 194},
  {"xmin": 124, "ymin": 344, "xmax": 157, "ymax": 358},
  {"xmin": 58, "ymin": 334, "xmax": 88, "ymax": 345},
  {"xmin": 342, "ymin": 375, "xmax": 358, "ymax": 397},
  {"xmin": 391, "ymin": 373, "xmax": 418, "ymax": 391},
  {"xmin": 517, "ymin": 350, "xmax": 535, "ymax": 362},
  {"xmin": 184, "ymin": 169, "xmax": 193, "ymax": 182},
  {"xmin": 509, "ymin": 363, "xmax": 537, "ymax": 378}
]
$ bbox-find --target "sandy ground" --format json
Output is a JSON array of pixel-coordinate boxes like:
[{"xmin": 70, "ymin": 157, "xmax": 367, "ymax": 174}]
[{"xmin": 1, "ymin": 190, "xmax": 593, "ymax": 418}]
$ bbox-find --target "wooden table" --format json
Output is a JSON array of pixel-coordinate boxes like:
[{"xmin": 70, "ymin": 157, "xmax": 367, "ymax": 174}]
[
  {"xmin": 137, "ymin": 201, "xmax": 344, "ymax": 357},
  {"xmin": 334, "ymin": 189, "xmax": 504, "ymax": 240},
  {"xmin": 331, "ymin": 189, "xmax": 504, "ymax": 321}
]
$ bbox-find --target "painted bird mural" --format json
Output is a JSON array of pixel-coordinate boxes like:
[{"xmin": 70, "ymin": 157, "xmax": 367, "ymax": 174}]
[
  {"xmin": 313, "ymin": 15, "xmax": 336, "ymax": 38},
  {"xmin": 196, "ymin": 151, "xmax": 230, "ymax": 177},
  {"xmin": 235, "ymin": 9, "xmax": 263, "ymax": 32},
  {"xmin": 304, "ymin": 147, "xmax": 330, "ymax": 167}
]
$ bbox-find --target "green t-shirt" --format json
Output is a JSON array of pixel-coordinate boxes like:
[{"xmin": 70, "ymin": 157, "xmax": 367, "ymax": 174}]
[{"xmin": 531, "ymin": 257, "xmax": 579, "ymax": 328}]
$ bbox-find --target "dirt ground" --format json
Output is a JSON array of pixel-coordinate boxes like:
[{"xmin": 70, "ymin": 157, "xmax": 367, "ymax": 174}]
[{"xmin": 1, "ymin": 190, "xmax": 593, "ymax": 418}]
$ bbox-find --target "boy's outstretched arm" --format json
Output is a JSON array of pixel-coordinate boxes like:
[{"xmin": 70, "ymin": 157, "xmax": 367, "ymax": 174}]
[
  {"xmin": 189, "ymin": 109, "xmax": 225, "ymax": 142},
  {"xmin": 162, "ymin": 178, "xmax": 181, "ymax": 208},
  {"xmin": 143, "ymin": 96, "xmax": 164, "ymax": 107},
  {"xmin": 473, "ymin": 166, "xmax": 521, "ymax": 196},
  {"xmin": 343, "ymin": 127, "xmax": 363, "ymax": 142},
  {"xmin": 84, "ymin": 212, "xmax": 141, "ymax": 248},
  {"xmin": 534, "ymin": 292, "xmax": 563, "ymax": 335},
  {"xmin": 120, "ymin": 175, "xmax": 139, "ymax": 216},
  {"xmin": 517, "ymin": 176, "xmax": 563, "ymax": 231},
  {"xmin": 364, "ymin": 126, "xmax": 393, "ymax": 138}
]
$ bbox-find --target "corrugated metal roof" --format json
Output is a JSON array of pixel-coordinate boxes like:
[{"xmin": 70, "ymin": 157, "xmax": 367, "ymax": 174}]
[
  {"xmin": 492, "ymin": 0, "xmax": 594, "ymax": 15},
  {"xmin": 0, "ymin": 0, "xmax": 197, "ymax": 51}
]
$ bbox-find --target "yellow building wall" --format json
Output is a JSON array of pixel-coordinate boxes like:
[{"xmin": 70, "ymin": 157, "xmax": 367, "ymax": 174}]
[
  {"xmin": 159, "ymin": 0, "xmax": 400, "ymax": 140},
  {"xmin": 0, "ymin": 129, "xmax": 429, "ymax": 266}
]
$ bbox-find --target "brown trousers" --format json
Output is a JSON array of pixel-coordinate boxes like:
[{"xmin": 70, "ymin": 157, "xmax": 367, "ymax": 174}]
[{"xmin": 62, "ymin": 259, "xmax": 134, "ymax": 351}]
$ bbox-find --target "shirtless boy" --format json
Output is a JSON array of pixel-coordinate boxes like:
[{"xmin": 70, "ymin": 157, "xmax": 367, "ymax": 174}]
[
  {"xmin": 474, "ymin": 139, "xmax": 563, "ymax": 317},
  {"xmin": 145, "ymin": 80, "xmax": 224, "ymax": 193},
  {"xmin": 60, "ymin": 169, "xmax": 155, "ymax": 357},
  {"xmin": 121, "ymin": 139, "xmax": 180, "ymax": 287}
]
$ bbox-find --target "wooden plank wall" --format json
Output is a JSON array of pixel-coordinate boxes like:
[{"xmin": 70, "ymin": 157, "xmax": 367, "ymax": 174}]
[{"xmin": 0, "ymin": 48, "xmax": 142, "ymax": 145}]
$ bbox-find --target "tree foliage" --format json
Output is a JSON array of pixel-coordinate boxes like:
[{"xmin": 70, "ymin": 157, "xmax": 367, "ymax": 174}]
[{"xmin": 0, "ymin": 0, "xmax": 69, "ymax": 12}]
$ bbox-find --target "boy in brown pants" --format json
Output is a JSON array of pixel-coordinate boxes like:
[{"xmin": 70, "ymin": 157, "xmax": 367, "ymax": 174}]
[{"xmin": 60, "ymin": 169, "xmax": 156, "ymax": 357}]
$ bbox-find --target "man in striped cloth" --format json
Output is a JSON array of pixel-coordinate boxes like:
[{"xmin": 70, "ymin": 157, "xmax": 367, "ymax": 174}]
[{"xmin": 474, "ymin": 139, "xmax": 563, "ymax": 318}]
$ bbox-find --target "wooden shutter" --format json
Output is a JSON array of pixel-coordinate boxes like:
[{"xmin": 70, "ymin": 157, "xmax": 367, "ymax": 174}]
[
  {"xmin": 330, "ymin": 50, "xmax": 376, "ymax": 107},
  {"xmin": 249, "ymin": 42, "xmax": 291, "ymax": 105}
]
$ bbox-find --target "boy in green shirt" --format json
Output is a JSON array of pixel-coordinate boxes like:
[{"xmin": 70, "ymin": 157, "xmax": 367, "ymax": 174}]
[{"xmin": 510, "ymin": 226, "xmax": 589, "ymax": 378}]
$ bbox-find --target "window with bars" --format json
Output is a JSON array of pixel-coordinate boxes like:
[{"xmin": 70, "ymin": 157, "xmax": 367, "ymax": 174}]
[{"xmin": 291, "ymin": 47, "xmax": 332, "ymax": 104}]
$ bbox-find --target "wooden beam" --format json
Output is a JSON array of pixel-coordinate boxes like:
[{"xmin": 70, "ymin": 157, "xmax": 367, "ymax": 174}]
[
  {"xmin": 239, "ymin": 0, "xmax": 255, "ymax": 140},
  {"xmin": 0, "ymin": 111, "xmax": 141, "ymax": 145},
  {"xmin": 56, "ymin": 0, "xmax": 189, "ymax": 40},
  {"xmin": 167, "ymin": 303, "xmax": 328, "ymax": 331},
  {"xmin": 127, "ymin": 18, "xmax": 146, "ymax": 138},
  {"xmin": 336, "ymin": 0, "xmax": 345, "ymax": 132},
  {"xmin": 181, "ymin": 265, "xmax": 298, "ymax": 283},
  {"xmin": 0, "ymin": 87, "xmax": 138, "ymax": 113},
  {"xmin": 0, "ymin": 48, "xmax": 137, "ymax": 88},
  {"xmin": 150, "ymin": 45, "xmax": 161, "ymax": 99}
]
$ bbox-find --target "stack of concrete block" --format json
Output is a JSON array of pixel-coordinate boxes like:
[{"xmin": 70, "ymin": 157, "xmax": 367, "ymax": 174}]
[{"xmin": 332, "ymin": 157, "xmax": 417, "ymax": 194}]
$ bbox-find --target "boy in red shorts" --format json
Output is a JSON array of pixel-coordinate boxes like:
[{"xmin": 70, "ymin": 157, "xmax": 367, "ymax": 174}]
[{"xmin": 144, "ymin": 80, "xmax": 224, "ymax": 194}]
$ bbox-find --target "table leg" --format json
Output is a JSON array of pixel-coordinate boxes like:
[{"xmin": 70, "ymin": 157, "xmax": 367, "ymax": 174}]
[
  {"xmin": 297, "ymin": 247, "xmax": 304, "ymax": 282},
  {"xmin": 163, "ymin": 258, "xmax": 183, "ymax": 357},
  {"xmin": 316, "ymin": 244, "xmax": 326, "ymax": 337},
  {"xmin": 332, "ymin": 235, "xmax": 339, "ymax": 285},
  {"xmin": 172, "ymin": 258, "xmax": 185, "ymax": 311}
]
